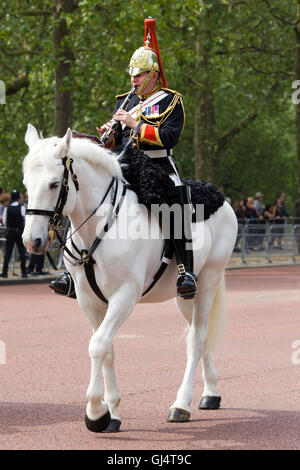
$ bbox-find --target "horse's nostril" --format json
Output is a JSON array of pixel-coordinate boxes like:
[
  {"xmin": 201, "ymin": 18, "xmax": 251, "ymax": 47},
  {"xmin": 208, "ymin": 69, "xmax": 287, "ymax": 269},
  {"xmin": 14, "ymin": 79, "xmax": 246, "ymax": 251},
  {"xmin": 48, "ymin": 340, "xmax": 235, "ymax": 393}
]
[{"xmin": 33, "ymin": 238, "xmax": 42, "ymax": 249}]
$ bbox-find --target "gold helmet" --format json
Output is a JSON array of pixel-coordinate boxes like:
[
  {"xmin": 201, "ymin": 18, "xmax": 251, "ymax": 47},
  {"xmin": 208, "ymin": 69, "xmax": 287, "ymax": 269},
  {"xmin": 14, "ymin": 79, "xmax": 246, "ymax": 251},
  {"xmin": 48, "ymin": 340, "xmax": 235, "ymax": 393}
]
[{"xmin": 128, "ymin": 46, "xmax": 160, "ymax": 77}]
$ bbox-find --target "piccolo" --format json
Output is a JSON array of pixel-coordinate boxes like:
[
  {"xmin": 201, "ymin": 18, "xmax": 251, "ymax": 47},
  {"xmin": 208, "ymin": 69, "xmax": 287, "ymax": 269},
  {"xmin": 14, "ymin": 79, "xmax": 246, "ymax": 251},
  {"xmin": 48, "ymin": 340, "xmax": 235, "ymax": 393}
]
[{"xmin": 100, "ymin": 86, "xmax": 136, "ymax": 145}]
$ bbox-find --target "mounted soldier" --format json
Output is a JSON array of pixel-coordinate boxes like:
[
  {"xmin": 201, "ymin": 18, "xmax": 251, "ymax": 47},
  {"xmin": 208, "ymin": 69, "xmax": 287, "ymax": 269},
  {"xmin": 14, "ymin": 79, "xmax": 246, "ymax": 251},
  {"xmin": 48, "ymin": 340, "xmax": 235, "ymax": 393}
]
[{"xmin": 50, "ymin": 17, "xmax": 198, "ymax": 300}]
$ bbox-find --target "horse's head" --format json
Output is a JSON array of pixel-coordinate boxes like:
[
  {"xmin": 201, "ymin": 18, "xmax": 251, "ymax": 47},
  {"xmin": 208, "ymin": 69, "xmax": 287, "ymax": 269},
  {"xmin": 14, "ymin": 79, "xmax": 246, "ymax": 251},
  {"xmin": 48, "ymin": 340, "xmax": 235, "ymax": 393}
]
[{"xmin": 23, "ymin": 124, "xmax": 77, "ymax": 254}]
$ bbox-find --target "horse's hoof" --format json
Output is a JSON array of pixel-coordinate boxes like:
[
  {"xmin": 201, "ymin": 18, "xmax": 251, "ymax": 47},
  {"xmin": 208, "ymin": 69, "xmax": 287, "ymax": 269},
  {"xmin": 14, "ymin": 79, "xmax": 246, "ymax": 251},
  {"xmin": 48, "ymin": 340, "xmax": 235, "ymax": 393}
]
[
  {"xmin": 198, "ymin": 396, "xmax": 221, "ymax": 409},
  {"xmin": 103, "ymin": 418, "xmax": 121, "ymax": 433},
  {"xmin": 85, "ymin": 410, "xmax": 111, "ymax": 433},
  {"xmin": 167, "ymin": 408, "xmax": 190, "ymax": 423}
]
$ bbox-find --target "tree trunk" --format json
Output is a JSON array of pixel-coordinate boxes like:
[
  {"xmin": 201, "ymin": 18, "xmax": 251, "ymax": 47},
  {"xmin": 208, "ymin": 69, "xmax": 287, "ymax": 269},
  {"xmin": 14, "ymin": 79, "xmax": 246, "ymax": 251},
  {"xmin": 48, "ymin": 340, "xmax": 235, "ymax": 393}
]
[
  {"xmin": 53, "ymin": 0, "xmax": 77, "ymax": 136},
  {"xmin": 194, "ymin": 29, "xmax": 216, "ymax": 183}
]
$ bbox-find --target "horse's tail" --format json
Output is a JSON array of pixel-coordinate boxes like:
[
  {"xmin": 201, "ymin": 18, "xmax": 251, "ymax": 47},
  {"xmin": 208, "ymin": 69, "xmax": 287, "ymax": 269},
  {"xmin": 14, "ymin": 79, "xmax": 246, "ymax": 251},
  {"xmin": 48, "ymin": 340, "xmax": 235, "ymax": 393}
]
[{"xmin": 204, "ymin": 271, "xmax": 226, "ymax": 353}]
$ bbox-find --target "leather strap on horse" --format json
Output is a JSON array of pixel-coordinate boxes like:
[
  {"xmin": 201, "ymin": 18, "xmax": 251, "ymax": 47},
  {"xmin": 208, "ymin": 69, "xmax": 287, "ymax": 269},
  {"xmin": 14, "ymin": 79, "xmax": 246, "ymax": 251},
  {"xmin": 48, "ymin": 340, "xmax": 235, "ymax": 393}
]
[
  {"xmin": 75, "ymin": 178, "xmax": 122, "ymax": 265},
  {"xmin": 82, "ymin": 253, "xmax": 109, "ymax": 304},
  {"xmin": 47, "ymin": 176, "xmax": 117, "ymax": 269},
  {"xmin": 141, "ymin": 239, "xmax": 174, "ymax": 297},
  {"xmin": 83, "ymin": 238, "xmax": 174, "ymax": 304},
  {"xmin": 26, "ymin": 156, "xmax": 79, "ymax": 221},
  {"xmin": 117, "ymin": 121, "xmax": 143, "ymax": 161},
  {"xmin": 26, "ymin": 152, "xmax": 174, "ymax": 303}
]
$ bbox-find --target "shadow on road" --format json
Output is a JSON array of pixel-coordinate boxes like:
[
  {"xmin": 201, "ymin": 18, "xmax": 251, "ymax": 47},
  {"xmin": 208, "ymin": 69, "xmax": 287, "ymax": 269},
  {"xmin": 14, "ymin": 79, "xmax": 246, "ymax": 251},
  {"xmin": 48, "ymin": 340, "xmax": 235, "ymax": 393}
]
[
  {"xmin": 0, "ymin": 403, "xmax": 299, "ymax": 449},
  {"xmin": 0, "ymin": 402, "xmax": 84, "ymax": 435},
  {"xmin": 102, "ymin": 407, "xmax": 300, "ymax": 449}
]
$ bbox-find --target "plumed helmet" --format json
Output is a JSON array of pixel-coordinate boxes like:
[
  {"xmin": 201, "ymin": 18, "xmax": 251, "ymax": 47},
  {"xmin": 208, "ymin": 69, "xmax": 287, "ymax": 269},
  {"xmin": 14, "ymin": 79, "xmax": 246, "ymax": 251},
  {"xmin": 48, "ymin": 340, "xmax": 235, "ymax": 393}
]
[{"xmin": 128, "ymin": 46, "xmax": 160, "ymax": 77}]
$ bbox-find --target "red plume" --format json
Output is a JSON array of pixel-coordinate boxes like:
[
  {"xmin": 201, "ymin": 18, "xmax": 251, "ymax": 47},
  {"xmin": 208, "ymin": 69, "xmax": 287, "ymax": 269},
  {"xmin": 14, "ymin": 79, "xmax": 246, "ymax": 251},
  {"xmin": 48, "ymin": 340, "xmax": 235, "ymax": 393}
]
[{"xmin": 143, "ymin": 17, "xmax": 167, "ymax": 88}]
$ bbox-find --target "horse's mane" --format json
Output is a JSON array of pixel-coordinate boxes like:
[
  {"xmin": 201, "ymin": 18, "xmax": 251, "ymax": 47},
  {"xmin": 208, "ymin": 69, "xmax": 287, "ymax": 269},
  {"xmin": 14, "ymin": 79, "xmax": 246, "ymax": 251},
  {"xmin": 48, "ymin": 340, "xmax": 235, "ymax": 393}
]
[
  {"xmin": 70, "ymin": 138, "xmax": 122, "ymax": 178},
  {"xmin": 23, "ymin": 135, "xmax": 122, "ymax": 180}
]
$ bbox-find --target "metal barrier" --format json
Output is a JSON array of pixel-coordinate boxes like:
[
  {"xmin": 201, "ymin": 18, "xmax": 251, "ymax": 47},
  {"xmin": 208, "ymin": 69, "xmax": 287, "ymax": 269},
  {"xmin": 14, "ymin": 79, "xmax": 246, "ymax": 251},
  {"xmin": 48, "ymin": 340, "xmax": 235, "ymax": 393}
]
[
  {"xmin": 233, "ymin": 222, "xmax": 300, "ymax": 264},
  {"xmin": 1, "ymin": 221, "xmax": 300, "ymax": 274}
]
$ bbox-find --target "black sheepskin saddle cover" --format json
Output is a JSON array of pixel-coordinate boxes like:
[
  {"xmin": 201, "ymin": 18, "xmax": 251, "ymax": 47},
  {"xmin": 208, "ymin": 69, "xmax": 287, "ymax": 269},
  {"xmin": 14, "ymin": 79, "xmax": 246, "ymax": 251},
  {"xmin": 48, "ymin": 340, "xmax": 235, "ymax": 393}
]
[{"xmin": 120, "ymin": 148, "xmax": 224, "ymax": 222}]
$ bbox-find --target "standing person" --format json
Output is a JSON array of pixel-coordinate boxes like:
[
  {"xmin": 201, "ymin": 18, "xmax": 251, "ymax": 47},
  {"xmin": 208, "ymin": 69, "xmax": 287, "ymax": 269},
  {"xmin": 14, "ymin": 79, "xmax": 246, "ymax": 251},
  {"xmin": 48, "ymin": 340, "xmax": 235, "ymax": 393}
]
[
  {"xmin": 27, "ymin": 253, "xmax": 48, "ymax": 275},
  {"xmin": 0, "ymin": 192, "xmax": 10, "ymax": 225},
  {"xmin": 233, "ymin": 199, "xmax": 246, "ymax": 252},
  {"xmin": 50, "ymin": 17, "xmax": 198, "ymax": 300},
  {"xmin": 0, "ymin": 190, "xmax": 27, "ymax": 278},
  {"xmin": 0, "ymin": 188, "xmax": 4, "ymax": 223},
  {"xmin": 244, "ymin": 197, "xmax": 259, "ymax": 250},
  {"xmin": 254, "ymin": 192, "xmax": 264, "ymax": 217},
  {"xmin": 263, "ymin": 203, "xmax": 275, "ymax": 222},
  {"xmin": 278, "ymin": 192, "xmax": 290, "ymax": 218},
  {"xmin": 270, "ymin": 195, "xmax": 286, "ymax": 249},
  {"xmin": 294, "ymin": 199, "xmax": 300, "ymax": 254},
  {"xmin": 254, "ymin": 192, "xmax": 266, "ymax": 250}
]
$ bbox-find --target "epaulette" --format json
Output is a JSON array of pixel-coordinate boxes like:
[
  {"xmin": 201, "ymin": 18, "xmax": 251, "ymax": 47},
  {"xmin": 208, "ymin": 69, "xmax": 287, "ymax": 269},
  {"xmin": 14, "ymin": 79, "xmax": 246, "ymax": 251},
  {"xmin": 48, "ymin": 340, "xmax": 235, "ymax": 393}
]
[
  {"xmin": 115, "ymin": 91, "xmax": 131, "ymax": 100},
  {"xmin": 161, "ymin": 88, "xmax": 182, "ymax": 98}
]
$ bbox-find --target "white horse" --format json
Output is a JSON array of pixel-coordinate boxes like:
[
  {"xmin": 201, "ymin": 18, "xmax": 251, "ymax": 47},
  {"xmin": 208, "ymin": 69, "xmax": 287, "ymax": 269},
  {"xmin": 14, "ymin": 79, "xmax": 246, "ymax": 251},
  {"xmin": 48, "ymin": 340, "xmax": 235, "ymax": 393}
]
[{"xmin": 22, "ymin": 123, "xmax": 237, "ymax": 433}]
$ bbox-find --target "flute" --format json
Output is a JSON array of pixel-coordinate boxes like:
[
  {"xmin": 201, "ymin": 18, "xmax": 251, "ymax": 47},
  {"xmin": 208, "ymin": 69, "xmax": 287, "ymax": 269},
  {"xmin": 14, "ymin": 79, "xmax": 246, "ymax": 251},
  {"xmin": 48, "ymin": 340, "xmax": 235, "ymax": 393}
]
[{"xmin": 100, "ymin": 86, "xmax": 136, "ymax": 145}]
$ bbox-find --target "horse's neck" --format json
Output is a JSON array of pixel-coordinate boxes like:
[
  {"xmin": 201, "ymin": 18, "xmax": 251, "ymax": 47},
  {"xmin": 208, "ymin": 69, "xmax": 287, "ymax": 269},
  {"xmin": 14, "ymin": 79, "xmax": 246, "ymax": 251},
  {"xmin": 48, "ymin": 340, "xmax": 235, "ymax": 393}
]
[{"xmin": 69, "ymin": 159, "xmax": 114, "ymax": 245}]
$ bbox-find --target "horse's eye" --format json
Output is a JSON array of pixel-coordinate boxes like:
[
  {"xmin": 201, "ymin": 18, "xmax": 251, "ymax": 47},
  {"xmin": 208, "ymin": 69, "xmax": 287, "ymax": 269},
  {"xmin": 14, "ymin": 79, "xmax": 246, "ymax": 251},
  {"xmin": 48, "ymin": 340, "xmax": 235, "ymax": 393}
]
[{"xmin": 50, "ymin": 181, "xmax": 59, "ymax": 190}]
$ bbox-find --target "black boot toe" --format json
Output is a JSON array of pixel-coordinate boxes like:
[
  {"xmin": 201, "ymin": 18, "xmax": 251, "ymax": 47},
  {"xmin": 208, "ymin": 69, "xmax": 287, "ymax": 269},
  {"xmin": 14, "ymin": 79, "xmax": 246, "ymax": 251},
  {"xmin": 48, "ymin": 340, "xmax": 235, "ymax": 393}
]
[
  {"xmin": 49, "ymin": 272, "xmax": 76, "ymax": 298},
  {"xmin": 176, "ymin": 273, "xmax": 197, "ymax": 299}
]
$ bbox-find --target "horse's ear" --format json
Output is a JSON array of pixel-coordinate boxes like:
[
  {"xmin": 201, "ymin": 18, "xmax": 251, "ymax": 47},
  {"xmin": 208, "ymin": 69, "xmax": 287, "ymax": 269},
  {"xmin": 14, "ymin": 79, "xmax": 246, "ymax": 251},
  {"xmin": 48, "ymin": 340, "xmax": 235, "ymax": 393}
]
[
  {"xmin": 62, "ymin": 127, "xmax": 72, "ymax": 152},
  {"xmin": 25, "ymin": 123, "xmax": 39, "ymax": 148}
]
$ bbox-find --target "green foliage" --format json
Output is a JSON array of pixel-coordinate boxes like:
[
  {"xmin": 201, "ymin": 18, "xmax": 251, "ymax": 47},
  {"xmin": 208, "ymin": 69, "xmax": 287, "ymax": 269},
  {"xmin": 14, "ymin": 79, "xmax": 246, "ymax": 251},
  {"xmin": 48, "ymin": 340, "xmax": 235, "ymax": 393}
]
[{"xmin": 0, "ymin": 0, "xmax": 298, "ymax": 214}]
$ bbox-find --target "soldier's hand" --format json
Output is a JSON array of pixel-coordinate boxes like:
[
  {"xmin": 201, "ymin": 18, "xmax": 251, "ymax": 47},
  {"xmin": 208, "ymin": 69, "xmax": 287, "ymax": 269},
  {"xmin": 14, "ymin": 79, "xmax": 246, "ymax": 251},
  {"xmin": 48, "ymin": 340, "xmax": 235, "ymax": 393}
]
[
  {"xmin": 113, "ymin": 110, "xmax": 138, "ymax": 129},
  {"xmin": 96, "ymin": 120, "xmax": 114, "ymax": 136}
]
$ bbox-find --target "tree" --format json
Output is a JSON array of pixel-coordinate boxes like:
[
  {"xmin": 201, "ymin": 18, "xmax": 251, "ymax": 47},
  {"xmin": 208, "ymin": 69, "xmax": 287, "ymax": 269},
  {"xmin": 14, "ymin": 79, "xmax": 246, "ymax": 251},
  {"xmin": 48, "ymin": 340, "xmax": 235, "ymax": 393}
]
[
  {"xmin": 0, "ymin": 0, "xmax": 298, "ymax": 213},
  {"xmin": 53, "ymin": 0, "xmax": 78, "ymax": 136}
]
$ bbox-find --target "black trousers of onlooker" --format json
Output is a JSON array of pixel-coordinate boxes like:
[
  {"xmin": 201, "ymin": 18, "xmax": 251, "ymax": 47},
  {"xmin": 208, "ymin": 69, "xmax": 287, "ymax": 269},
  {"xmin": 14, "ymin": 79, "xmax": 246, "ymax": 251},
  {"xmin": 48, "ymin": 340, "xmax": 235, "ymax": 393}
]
[
  {"xmin": 2, "ymin": 229, "xmax": 26, "ymax": 275},
  {"xmin": 27, "ymin": 254, "xmax": 44, "ymax": 273}
]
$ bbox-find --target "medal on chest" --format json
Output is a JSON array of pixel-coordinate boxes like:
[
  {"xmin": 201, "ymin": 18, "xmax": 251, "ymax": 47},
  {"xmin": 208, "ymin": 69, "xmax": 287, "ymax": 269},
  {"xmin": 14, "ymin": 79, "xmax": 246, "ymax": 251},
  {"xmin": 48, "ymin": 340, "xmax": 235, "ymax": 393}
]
[{"xmin": 144, "ymin": 104, "xmax": 159, "ymax": 117}]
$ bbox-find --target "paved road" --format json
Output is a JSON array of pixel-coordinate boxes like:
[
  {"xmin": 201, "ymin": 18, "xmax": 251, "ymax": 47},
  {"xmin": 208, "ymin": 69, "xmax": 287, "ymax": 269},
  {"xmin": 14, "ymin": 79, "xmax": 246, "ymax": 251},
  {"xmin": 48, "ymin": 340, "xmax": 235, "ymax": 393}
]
[{"xmin": 0, "ymin": 266, "xmax": 299, "ymax": 450}]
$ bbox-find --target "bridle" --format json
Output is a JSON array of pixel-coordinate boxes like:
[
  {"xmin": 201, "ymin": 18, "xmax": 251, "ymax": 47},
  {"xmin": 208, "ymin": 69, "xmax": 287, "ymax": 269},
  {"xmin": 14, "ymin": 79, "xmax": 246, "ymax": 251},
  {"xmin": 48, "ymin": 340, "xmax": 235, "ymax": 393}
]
[
  {"xmin": 26, "ymin": 155, "xmax": 79, "ymax": 229},
  {"xmin": 25, "ymin": 151, "xmax": 173, "ymax": 304},
  {"xmin": 25, "ymin": 154, "xmax": 127, "ymax": 269}
]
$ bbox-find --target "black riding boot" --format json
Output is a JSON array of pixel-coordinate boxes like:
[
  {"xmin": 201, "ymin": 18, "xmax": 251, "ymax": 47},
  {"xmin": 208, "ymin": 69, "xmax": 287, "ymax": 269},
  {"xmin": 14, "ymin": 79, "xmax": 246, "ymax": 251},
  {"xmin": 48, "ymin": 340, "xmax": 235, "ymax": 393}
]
[
  {"xmin": 172, "ymin": 185, "xmax": 198, "ymax": 300},
  {"xmin": 49, "ymin": 271, "xmax": 76, "ymax": 299}
]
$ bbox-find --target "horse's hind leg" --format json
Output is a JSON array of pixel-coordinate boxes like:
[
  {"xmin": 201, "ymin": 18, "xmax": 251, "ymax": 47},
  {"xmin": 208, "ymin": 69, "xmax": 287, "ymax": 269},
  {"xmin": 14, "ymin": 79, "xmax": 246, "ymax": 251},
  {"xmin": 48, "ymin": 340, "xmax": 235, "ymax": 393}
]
[
  {"xmin": 199, "ymin": 272, "xmax": 226, "ymax": 409},
  {"xmin": 199, "ymin": 352, "xmax": 221, "ymax": 409},
  {"xmin": 175, "ymin": 298, "xmax": 221, "ymax": 412},
  {"xmin": 168, "ymin": 269, "xmax": 223, "ymax": 422}
]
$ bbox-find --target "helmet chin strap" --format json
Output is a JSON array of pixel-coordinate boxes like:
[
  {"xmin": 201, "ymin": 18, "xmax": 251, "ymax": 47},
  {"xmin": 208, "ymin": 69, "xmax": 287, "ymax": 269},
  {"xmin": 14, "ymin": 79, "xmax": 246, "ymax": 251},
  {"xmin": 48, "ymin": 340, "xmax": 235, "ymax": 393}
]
[{"xmin": 136, "ymin": 67, "xmax": 156, "ymax": 97}]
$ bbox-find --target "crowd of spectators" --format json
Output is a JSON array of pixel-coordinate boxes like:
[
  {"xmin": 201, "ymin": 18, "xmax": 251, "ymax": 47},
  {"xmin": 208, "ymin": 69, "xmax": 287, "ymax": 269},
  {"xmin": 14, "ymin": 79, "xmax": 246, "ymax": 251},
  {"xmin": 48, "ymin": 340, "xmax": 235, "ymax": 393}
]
[
  {"xmin": 232, "ymin": 191, "xmax": 300, "ymax": 252},
  {"xmin": 232, "ymin": 192, "xmax": 294, "ymax": 223},
  {"xmin": 0, "ymin": 187, "xmax": 47, "ymax": 277}
]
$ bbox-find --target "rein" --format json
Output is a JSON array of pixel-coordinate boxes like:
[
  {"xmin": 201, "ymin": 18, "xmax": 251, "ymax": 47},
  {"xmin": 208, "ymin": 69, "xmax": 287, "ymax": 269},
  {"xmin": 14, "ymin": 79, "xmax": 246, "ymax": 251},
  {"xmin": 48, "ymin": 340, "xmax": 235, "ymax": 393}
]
[
  {"xmin": 25, "ymin": 155, "xmax": 127, "ymax": 270},
  {"xmin": 26, "ymin": 152, "xmax": 173, "ymax": 303}
]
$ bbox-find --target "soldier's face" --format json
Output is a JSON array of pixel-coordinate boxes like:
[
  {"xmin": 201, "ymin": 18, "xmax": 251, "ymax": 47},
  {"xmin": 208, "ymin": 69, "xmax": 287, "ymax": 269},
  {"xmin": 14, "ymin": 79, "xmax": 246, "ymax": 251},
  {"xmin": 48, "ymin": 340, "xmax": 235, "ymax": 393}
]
[{"xmin": 131, "ymin": 71, "xmax": 159, "ymax": 94}]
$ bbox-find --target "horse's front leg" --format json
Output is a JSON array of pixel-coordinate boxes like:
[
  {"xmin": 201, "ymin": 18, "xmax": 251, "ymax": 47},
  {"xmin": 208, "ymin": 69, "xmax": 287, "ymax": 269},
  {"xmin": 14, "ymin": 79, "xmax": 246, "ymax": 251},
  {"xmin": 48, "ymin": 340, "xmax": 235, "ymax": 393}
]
[
  {"xmin": 102, "ymin": 344, "xmax": 122, "ymax": 432},
  {"xmin": 85, "ymin": 283, "xmax": 138, "ymax": 433}
]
